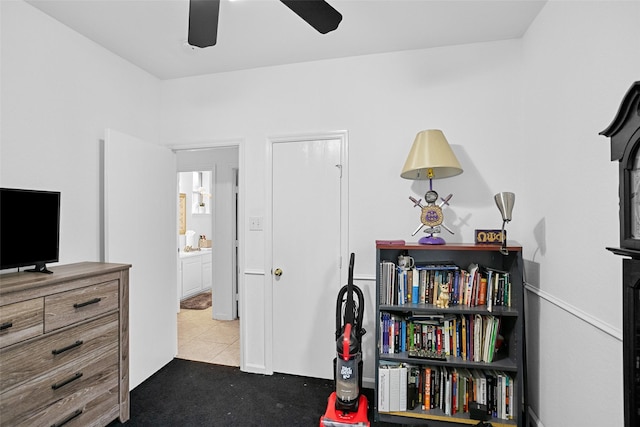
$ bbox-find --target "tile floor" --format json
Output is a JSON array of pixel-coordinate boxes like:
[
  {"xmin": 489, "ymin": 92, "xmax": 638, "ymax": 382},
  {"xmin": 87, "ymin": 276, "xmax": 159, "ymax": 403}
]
[{"xmin": 177, "ymin": 306, "xmax": 240, "ymax": 366}]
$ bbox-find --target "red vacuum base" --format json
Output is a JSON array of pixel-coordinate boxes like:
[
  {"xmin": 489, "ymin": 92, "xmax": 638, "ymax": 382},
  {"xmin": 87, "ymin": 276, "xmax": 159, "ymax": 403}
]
[{"xmin": 319, "ymin": 392, "xmax": 370, "ymax": 427}]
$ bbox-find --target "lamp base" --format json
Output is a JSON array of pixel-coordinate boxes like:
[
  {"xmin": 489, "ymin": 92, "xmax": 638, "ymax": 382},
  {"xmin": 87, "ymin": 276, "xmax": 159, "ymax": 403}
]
[{"xmin": 418, "ymin": 235, "xmax": 446, "ymax": 245}]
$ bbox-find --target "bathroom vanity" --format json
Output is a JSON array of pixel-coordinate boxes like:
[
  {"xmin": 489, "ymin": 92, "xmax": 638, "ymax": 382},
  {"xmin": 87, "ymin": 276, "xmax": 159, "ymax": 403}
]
[{"xmin": 179, "ymin": 249, "xmax": 212, "ymax": 300}]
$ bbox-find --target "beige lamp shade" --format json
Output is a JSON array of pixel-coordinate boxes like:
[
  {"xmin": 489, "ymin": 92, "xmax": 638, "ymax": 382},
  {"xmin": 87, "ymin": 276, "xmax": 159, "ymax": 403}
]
[{"xmin": 400, "ymin": 129, "xmax": 463, "ymax": 180}]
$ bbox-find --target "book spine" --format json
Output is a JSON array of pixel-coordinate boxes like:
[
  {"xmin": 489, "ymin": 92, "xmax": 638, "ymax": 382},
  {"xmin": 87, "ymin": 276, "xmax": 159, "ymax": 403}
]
[
  {"xmin": 423, "ymin": 367, "xmax": 431, "ymax": 410},
  {"xmin": 455, "ymin": 318, "xmax": 461, "ymax": 357},
  {"xmin": 486, "ymin": 371, "xmax": 496, "ymax": 418},
  {"xmin": 379, "ymin": 261, "xmax": 383, "ymax": 304},
  {"xmin": 465, "ymin": 272, "xmax": 474, "ymax": 306},
  {"xmin": 478, "ymin": 277, "xmax": 487, "ymax": 306},
  {"xmin": 389, "ymin": 366, "xmax": 400, "ymax": 411},
  {"xmin": 451, "ymin": 270, "xmax": 459, "ymax": 305},
  {"xmin": 382, "ymin": 312, "xmax": 389, "ymax": 354},
  {"xmin": 428, "ymin": 271, "xmax": 434, "ymax": 304},
  {"xmin": 399, "ymin": 366, "xmax": 408, "ymax": 412},
  {"xmin": 378, "ymin": 366, "xmax": 390, "ymax": 412},
  {"xmin": 443, "ymin": 319, "xmax": 450, "ymax": 355},
  {"xmin": 451, "ymin": 369, "xmax": 457, "ymax": 415},
  {"xmin": 408, "ymin": 366, "xmax": 419, "ymax": 410},
  {"xmin": 412, "ymin": 268, "xmax": 419, "ymax": 304},
  {"xmin": 401, "ymin": 320, "xmax": 406, "ymax": 353}
]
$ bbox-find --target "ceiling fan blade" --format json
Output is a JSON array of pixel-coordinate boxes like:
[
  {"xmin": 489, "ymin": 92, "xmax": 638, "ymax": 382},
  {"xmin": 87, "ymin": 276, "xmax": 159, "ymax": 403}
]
[
  {"xmin": 188, "ymin": 0, "xmax": 220, "ymax": 48},
  {"xmin": 280, "ymin": 0, "xmax": 342, "ymax": 34}
]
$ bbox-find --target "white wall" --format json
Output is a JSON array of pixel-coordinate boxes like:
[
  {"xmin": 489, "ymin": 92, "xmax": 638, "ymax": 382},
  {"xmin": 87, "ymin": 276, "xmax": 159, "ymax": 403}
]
[
  {"xmin": 3, "ymin": 0, "xmax": 640, "ymax": 425},
  {"xmin": 1, "ymin": 0, "xmax": 161, "ymax": 263},
  {"xmin": 0, "ymin": 0, "xmax": 169, "ymax": 390},
  {"xmin": 161, "ymin": 38, "xmax": 526, "ymax": 381},
  {"xmin": 520, "ymin": 1, "xmax": 640, "ymax": 426}
]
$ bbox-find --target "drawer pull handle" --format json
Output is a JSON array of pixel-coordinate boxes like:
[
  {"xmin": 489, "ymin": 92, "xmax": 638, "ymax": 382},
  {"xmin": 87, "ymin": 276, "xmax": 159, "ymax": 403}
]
[
  {"xmin": 52, "ymin": 340, "xmax": 84, "ymax": 355},
  {"xmin": 0, "ymin": 321, "xmax": 13, "ymax": 331},
  {"xmin": 73, "ymin": 297, "xmax": 102, "ymax": 308},
  {"xmin": 51, "ymin": 409, "xmax": 83, "ymax": 427},
  {"xmin": 51, "ymin": 372, "xmax": 83, "ymax": 390}
]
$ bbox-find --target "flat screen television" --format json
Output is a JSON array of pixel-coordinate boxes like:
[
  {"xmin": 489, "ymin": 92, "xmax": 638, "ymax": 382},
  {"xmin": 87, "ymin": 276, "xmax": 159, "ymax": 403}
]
[{"xmin": 0, "ymin": 188, "xmax": 61, "ymax": 274}]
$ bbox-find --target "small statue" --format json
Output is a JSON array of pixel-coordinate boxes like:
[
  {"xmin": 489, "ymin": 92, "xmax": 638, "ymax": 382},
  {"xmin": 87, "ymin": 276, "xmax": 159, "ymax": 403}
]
[
  {"xmin": 435, "ymin": 282, "xmax": 450, "ymax": 308},
  {"xmin": 409, "ymin": 190, "xmax": 454, "ymax": 244}
]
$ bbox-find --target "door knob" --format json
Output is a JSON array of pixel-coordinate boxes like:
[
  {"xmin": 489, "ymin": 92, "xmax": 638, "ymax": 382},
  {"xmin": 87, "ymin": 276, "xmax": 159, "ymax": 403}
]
[{"xmin": 273, "ymin": 268, "xmax": 283, "ymax": 277}]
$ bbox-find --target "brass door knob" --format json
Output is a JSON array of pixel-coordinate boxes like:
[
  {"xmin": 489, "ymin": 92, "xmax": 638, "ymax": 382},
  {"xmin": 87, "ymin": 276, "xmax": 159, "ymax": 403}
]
[{"xmin": 273, "ymin": 268, "xmax": 283, "ymax": 277}]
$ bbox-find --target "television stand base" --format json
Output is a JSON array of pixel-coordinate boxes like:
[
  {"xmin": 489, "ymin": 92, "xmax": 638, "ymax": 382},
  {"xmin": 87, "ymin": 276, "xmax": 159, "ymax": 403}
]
[{"xmin": 25, "ymin": 263, "xmax": 54, "ymax": 274}]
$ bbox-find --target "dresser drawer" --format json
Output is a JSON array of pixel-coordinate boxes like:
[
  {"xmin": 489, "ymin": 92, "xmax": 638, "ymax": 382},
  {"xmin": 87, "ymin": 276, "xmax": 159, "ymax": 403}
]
[
  {"xmin": 25, "ymin": 384, "xmax": 119, "ymax": 427},
  {"xmin": 0, "ymin": 343, "xmax": 119, "ymax": 426},
  {"xmin": 0, "ymin": 298, "xmax": 43, "ymax": 348},
  {"xmin": 0, "ymin": 313, "xmax": 118, "ymax": 391},
  {"xmin": 45, "ymin": 280, "xmax": 119, "ymax": 332}
]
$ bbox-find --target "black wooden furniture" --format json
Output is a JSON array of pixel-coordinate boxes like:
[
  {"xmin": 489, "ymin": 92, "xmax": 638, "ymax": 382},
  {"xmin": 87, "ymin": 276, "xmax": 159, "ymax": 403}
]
[{"xmin": 601, "ymin": 81, "xmax": 640, "ymax": 427}]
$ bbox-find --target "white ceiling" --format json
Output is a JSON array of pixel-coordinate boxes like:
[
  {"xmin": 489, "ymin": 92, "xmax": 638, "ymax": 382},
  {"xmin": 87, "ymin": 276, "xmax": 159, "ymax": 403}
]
[{"xmin": 25, "ymin": 0, "xmax": 547, "ymax": 80}]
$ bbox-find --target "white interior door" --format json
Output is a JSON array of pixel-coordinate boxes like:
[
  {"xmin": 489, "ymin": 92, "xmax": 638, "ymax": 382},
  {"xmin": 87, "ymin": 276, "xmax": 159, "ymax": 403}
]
[
  {"xmin": 212, "ymin": 160, "xmax": 237, "ymax": 320},
  {"xmin": 271, "ymin": 135, "xmax": 346, "ymax": 379},
  {"xmin": 103, "ymin": 129, "xmax": 177, "ymax": 389}
]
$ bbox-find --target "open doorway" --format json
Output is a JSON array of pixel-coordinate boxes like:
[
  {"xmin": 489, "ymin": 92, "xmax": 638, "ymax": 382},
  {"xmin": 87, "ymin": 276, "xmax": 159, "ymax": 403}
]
[{"xmin": 175, "ymin": 147, "xmax": 240, "ymax": 366}]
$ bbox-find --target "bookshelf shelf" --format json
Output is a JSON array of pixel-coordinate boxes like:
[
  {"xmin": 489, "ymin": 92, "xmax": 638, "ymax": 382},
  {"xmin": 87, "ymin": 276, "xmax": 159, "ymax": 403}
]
[
  {"xmin": 378, "ymin": 409, "xmax": 517, "ymax": 427},
  {"xmin": 374, "ymin": 243, "xmax": 527, "ymax": 427},
  {"xmin": 379, "ymin": 353, "xmax": 518, "ymax": 372},
  {"xmin": 380, "ymin": 304, "xmax": 520, "ymax": 317}
]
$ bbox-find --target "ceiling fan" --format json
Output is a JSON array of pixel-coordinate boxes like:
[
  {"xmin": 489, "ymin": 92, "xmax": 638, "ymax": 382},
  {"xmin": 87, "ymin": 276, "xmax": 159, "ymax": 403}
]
[{"xmin": 188, "ymin": 0, "xmax": 343, "ymax": 48}]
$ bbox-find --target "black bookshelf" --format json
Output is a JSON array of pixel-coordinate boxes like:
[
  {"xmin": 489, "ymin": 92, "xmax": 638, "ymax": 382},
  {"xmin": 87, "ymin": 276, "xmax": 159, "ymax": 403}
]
[{"xmin": 374, "ymin": 243, "xmax": 527, "ymax": 427}]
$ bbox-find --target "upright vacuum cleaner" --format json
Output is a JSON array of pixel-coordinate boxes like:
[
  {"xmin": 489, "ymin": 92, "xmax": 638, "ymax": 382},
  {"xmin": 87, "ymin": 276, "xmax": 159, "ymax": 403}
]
[{"xmin": 320, "ymin": 253, "xmax": 370, "ymax": 427}]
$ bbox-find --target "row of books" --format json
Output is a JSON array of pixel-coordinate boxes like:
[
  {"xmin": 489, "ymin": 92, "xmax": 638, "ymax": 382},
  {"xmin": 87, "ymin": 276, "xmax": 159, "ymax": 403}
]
[
  {"xmin": 378, "ymin": 363, "xmax": 516, "ymax": 421},
  {"xmin": 379, "ymin": 261, "xmax": 512, "ymax": 310},
  {"xmin": 380, "ymin": 313, "xmax": 503, "ymax": 364}
]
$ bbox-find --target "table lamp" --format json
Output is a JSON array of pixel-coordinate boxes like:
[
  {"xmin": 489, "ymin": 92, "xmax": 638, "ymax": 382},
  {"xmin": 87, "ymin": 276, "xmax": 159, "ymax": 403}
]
[
  {"xmin": 494, "ymin": 192, "xmax": 515, "ymax": 255},
  {"xmin": 401, "ymin": 130, "xmax": 463, "ymax": 244}
]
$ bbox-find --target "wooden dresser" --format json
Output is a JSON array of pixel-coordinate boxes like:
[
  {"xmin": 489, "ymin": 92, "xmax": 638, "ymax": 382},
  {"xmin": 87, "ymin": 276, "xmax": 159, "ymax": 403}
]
[{"xmin": 0, "ymin": 262, "xmax": 130, "ymax": 427}]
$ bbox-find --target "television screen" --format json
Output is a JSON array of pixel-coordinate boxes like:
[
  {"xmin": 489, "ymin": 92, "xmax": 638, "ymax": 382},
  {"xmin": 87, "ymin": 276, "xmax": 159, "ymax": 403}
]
[{"xmin": 0, "ymin": 188, "xmax": 60, "ymax": 274}]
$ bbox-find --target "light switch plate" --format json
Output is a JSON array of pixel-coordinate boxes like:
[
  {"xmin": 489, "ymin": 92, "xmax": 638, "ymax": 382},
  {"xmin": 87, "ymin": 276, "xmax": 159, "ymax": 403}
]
[{"xmin": 249, "ymin": 216, "xmax": 263, "ymax": 231}]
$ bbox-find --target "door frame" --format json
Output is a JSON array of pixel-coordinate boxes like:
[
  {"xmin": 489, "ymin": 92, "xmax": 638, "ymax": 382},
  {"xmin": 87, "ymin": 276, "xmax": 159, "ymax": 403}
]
[
  {"xmin": 171, "ymin": 139, "xmax": 245, "ymax": 370},
  {"xmin": 265, "ymin": 130, "xmax": 349, "ymax": 374}
]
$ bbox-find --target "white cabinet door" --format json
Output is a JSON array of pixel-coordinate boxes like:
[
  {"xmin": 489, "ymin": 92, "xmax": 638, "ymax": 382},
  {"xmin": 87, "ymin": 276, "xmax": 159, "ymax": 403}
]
[
  {"xmin": 202, "ymin": 254, "xmax": 212, "ymax": 290},
  {"xmin": 181, "ymin": 256, "xmax": 202, "ymax": 298}
]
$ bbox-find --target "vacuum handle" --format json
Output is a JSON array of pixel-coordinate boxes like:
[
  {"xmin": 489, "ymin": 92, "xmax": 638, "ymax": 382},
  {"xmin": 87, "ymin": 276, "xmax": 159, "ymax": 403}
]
[
  {"xmin": 344, "ymin": 253, "xmax": 355, "ymax": 326},
  {"xmin": 348, "ymin": 253, "xmax": 354, "ymax": 285},
  {"xmin": 335, "ymin": 253, "xmax": 366, "ymax": 340}
]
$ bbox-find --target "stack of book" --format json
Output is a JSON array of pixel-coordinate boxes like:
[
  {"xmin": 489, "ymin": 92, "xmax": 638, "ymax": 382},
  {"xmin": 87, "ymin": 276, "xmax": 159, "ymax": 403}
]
[
  {"xmin": 380, "ymin": 313, "xmax": 503, "ymax": 363},
  {"xmin": 379, "ymin": 261, "xmax": 512, "ymax": 310},
  {"xmin": 378, "ymin": 363, "xmax": 515, "ymax": 420}
]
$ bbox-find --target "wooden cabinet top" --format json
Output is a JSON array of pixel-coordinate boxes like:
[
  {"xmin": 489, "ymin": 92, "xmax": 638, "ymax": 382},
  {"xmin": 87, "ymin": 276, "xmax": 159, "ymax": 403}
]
[
  {"xmin": 0, "ymin": 262, "xmax": 131, "ymax": 297},
  {"xmin": 376, "ymin": 242, "xmax": 522, "ymax": 252}
]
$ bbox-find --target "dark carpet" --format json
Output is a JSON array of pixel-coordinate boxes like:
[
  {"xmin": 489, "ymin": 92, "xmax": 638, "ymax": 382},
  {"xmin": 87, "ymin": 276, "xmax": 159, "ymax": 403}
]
[{"xmin": 108, "ymin": 358, "xmax": 400, "ymax": 427}]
